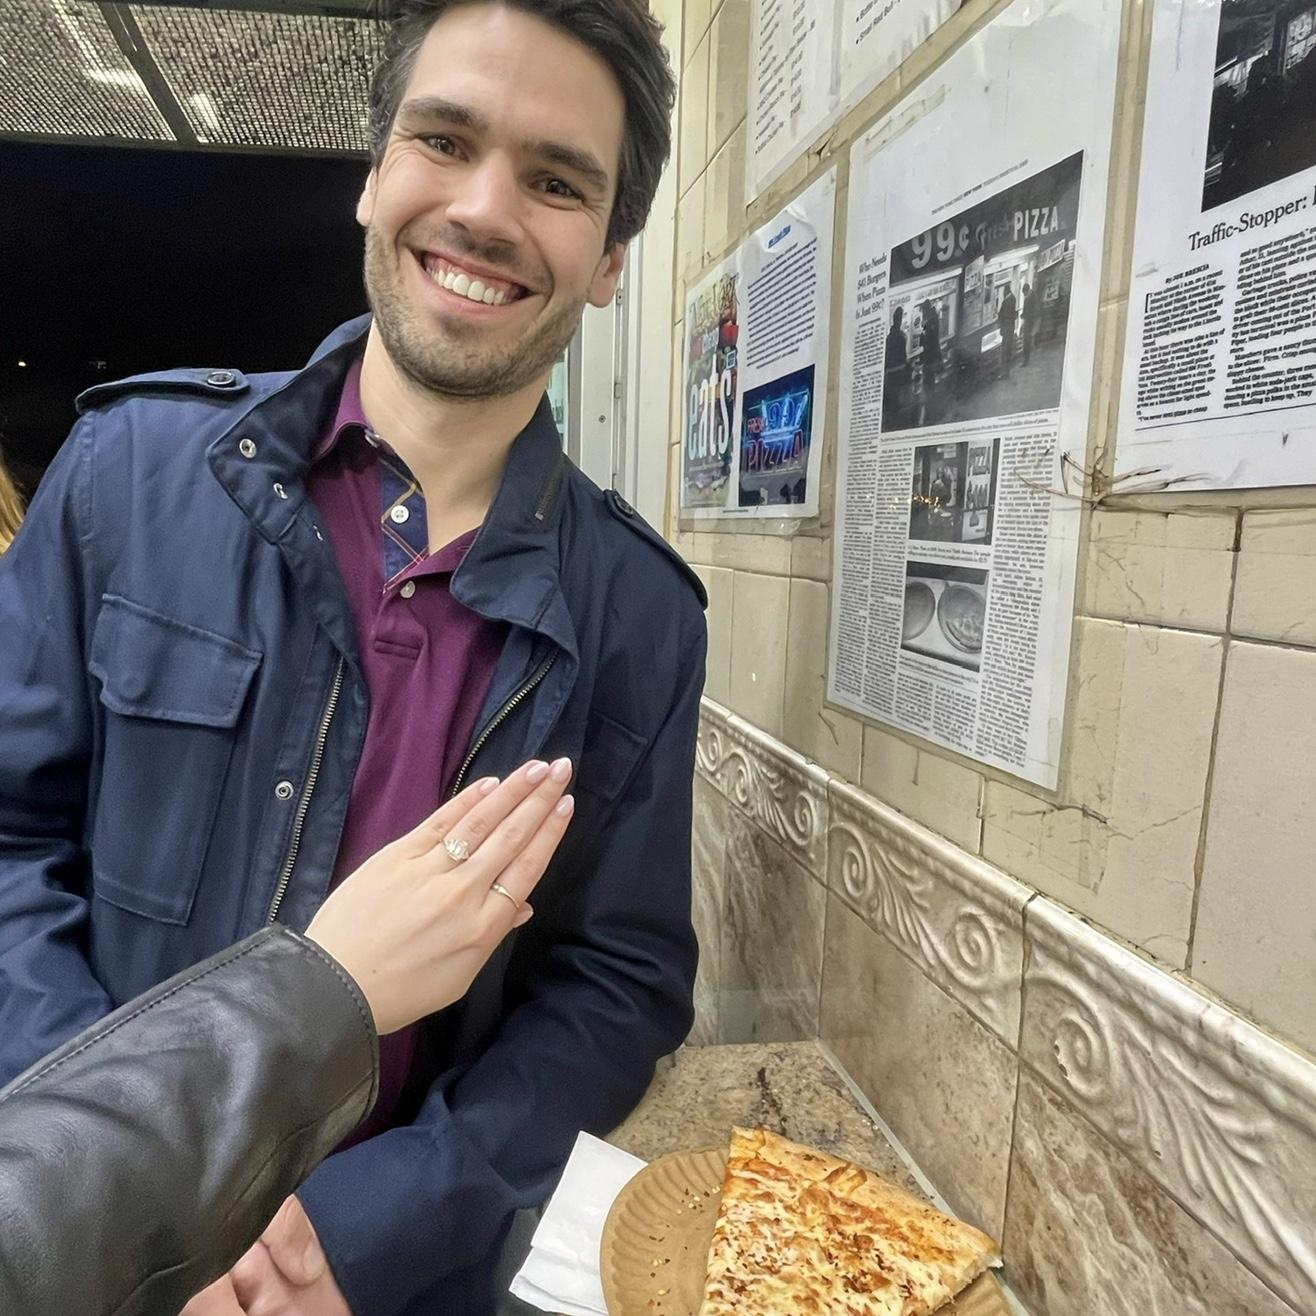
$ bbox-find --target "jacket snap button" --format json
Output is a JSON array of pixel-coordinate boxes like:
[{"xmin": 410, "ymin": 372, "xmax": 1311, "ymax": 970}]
[
  {"xmin": 614, "ymin": 494, "xmax": 635, "ymax": 516},
  {"xmin": 273, "ymin": 482, "xmax": 288, "ymax": 500},
  {"xmin": 206, "ymin": 370, "xmax": 236, "ymax": 387},
  {"xmin": 274, "ymin": 780, "xmax": 295, "ymax": 801},
  {"xmin": 239, "ymin": 438, "xmax": 257, "ymax": 459}
]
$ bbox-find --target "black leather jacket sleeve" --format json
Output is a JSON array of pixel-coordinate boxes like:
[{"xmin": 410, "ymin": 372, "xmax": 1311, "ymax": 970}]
[{"xmin": 0, "ymin": 927, "xmax": 379, "ymax": 1315}]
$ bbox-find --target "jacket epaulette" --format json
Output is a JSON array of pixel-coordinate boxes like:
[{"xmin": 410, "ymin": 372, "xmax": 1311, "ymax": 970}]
[
  {"xmin": 603, "ymin": 489, "xmax": 707, "ymax": 609},
  {"xmin": 76, "ymin": 368, "xmax": 252, "ymax": 414}
]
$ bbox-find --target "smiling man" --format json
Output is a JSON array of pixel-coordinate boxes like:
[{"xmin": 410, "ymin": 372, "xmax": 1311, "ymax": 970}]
[{"xmin": 0, "ymin": 3, "xmax": 705, "ymax": 1315}]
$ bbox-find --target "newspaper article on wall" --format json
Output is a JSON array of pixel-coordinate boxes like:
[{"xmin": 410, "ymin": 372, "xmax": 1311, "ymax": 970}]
[
  {"xmin": 682, "ymin": 169, "xmax": 836, "ymax": 518},
  {"xmin": 746, "ymin": 0, "xmax": 961, "ymax": 202},
  {"xmin": 1117, "ymin": 0, "xmax": 1316, "ymax": 488},
  {"xmin": 828, "ymin": 0, "xmax": 1120, "ymax": 788}
]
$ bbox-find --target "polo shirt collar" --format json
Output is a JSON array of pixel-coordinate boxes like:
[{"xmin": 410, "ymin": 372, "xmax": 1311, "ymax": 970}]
[{"xmin": 208, "ymin": 315, "xmax": 576, "ymax": 661}]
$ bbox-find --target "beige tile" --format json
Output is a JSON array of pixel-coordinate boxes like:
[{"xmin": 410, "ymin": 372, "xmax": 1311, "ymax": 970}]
[
  {"xmin": 1082, "ymin": 508, "xmax": 1236, "ymax": 632},
  {"xmin": 703, "ymin": 119, "xmax": 747, "ymax": 264},
  {"xmin": 669, "ymin": 321, "xmax": 687, "ymax": 450},
  {"xmin": 706, "ymin": 0, "xmax": 750, "ymax": 159},
  {"xmin": 1099, "ymin": 0, "xmax": 1154, "ymax": 307},
  {"xmin": 721, "ymin": 810, "xmax": 826, "ymax": 1042},
  {"xmin": 676, "ymin": 171, "xmax": 706, "ymax": 288},
  {"xmin": 678, "ymin": 31, "xmax": 710, "ymax": 190},
  {"xmin": 1022, "ymin": 897, "xmax": 1316, "ymax": 1314},
  {"xmin": 1004, "ymin": 1074, "xmax": 1299, "ymax": 1316},
  {"xmin": 697, "ymin": 708, "xmax": 830, "ymax": 878},
  {"xmin": 861, "ymin": 727, "xmax": 983, "ymax": 854},
  {"xmin": 669, "ymin": 528, "xmax": 700, "ymax": 562},
  {"xmin": 689, "ymin": 775, "xmax": 730, "ymax": 1046},
  {"xmin": 728, "ymin": 570, "xmax": 789, "ymax": 737},
  {"xmin": 692, "ymin": 563, "xmax": 733, "ymax": 707},
  {"xmin": 745, "ymin": 150, "xmax": 815, "ymax": 230},
  {"xmin": 704, "ymin": 531, "xmax": 792, "ymax": 574},
  {"xmin": 827, "ymin": 778, "xmax": 1030, "ymax": 1046},
  {"xmin": 784, "ymin": 579, "xmax": 863, "ymax": 780},
  {"xmin": 791, "ymin": 534, "xmax": 833, "ymax": 582},
  {"xmin": 1233, "ymin": 509, "xmax": 1316, "ymax": 648},
  {"xmin": 664, "ymin": 439, "xmax": 683, "ymax": 540},
  {"xmin": 983, "ymin": 619, "xmax": 1223, "ymax": 968},
  {"xmin": 682, "ymin": 0, "xmax": 713, "ymax": 68},
  {"xmin": 980, "ymin": 776, "xmax": 1107, "ymax": 894},
  {"xmin": 1194, "ymin": 641, "xmax": 1316, "ymax": 1055},
  {"xmin": 821, "ymin": 895, "xmax": 1018, "ymax": 1240}
]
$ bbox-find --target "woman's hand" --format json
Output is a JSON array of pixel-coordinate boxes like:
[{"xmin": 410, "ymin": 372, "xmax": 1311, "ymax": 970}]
[{"xmin": 305, "ymin": 758, "xmax": 574, "ymax": 1035}]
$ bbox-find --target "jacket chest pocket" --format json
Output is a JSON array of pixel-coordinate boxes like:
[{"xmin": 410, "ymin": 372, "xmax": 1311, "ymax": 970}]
[
  {"xmin": 88, "ymin": 595, "xmax": 261, "ymax": 925},
  {"xmin": 544, "ymin": 710, "xmax": 648, "ymax": 807}
]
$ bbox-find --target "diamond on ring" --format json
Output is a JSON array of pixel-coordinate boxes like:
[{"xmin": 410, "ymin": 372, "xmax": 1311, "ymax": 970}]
[
  {"xmin": 490, "ymin": 882, "xmax": 521, "ymax": 910},
  {"xmin": 443, "ymin": 835, "xmax": 471, "ymax": 863}
]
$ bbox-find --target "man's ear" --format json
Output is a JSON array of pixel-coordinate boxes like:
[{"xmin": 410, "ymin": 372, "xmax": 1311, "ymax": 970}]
[
  {"xmin": 587, "ymin": 242, "xmax": 627, "ymax": 308},
  {"xmin": 356, "ymin": 169, "xmax": 379, "ymax": 228}
]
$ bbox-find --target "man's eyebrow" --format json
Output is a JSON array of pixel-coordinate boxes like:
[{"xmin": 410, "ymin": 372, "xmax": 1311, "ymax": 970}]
[
  {"xmin": 523, "ymin": 139, "xmax": 611, "ymax": 195},
  {"xmin": 397, "ymin": 97, "xmax": 490, "ymax": 132}
]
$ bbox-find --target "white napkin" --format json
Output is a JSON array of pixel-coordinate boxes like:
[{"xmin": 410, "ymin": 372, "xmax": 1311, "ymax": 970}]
[{"xmin": 509, "ymin": 1132, "xmax": 647, "ymax": 1315}]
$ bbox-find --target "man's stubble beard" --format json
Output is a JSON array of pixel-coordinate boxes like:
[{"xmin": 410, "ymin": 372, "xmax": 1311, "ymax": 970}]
[{"xmin": 363, "ymin": 226, "xmax": 587, "ymax": 401}]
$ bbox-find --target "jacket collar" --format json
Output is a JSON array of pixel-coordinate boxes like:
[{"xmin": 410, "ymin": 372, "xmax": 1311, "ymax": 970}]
[{"xmin": 208, "ymin": 315, "xmax": 577, "ymax": 662}]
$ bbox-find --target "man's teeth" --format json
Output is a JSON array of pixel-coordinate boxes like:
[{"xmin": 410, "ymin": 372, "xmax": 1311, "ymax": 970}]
[{"xmin": 429, "ymin": 263, "xmax": 512, "ymax": 305}]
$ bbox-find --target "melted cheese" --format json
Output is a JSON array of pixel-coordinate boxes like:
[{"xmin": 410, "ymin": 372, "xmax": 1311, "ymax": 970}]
[{"xmin": 697, "ymin": 1128, "xmax": 998, "ymax": 1316}]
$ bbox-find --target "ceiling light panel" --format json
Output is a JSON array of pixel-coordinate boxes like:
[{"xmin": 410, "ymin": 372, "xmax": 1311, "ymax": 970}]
[
  {"xmin": 0, "ymin": 0, "xmax": 172, "ymax": 139},
  {"xmin": 131, "ymin": 6, "xmax": 384, "ymax": 151}
]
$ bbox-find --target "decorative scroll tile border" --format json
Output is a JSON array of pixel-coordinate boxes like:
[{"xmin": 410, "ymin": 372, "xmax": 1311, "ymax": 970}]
[
  {"xmin": 697, "ymin": 699, "xmax": 829, "ymax": 880},
  {"xmin": 699, "ymin": 699, "xmax": 1316, "ymax": 1311},
  {"xmin": 826, "ymin": 777, "xmax": 1030, "ymax": 1047},
  {"xmin": 1023, "ymin": 899, "xmax": 1316, "ymax": 1315}
]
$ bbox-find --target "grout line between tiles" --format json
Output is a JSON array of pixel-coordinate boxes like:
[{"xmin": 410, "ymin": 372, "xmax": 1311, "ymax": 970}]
[
  {"xmin": 1186, "ymin": 517, "xmax": 1240, "ymax": 974},
  {"xmin": 1012, "ymin": 1037, "xmax": 1307, "ymax": 1316},
  {"xmin": 999, "ymin": 894, "xmax": 1041, "ymax": 1291}
]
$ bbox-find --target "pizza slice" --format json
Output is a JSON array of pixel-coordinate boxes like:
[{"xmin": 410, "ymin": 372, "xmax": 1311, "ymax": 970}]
[{"xmin": 697, "ymin": 1126, "xmax": 1000, "ymax": 1315}]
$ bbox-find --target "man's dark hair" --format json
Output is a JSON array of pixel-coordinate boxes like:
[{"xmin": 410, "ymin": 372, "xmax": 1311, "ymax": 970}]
[{"xmin": 368, "ymin": 0, "xmax": 676, "ymax": 248}]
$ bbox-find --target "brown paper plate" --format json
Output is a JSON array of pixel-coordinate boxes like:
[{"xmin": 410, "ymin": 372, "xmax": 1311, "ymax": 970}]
[{"xmin": 599, "ymin": 1146, "xmax": 1009, "ymax": 1316}]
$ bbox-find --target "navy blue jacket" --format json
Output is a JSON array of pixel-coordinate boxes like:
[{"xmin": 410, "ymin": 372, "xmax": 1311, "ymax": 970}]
[{"xmin": 0, "ymin": 315, "xmax": 707, "ymax": 1314}]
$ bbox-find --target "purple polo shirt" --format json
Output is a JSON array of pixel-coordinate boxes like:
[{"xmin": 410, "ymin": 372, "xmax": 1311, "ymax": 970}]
[{"xmin": 306, "ymin": 358, "xmax": 507, "ymax": 1143}]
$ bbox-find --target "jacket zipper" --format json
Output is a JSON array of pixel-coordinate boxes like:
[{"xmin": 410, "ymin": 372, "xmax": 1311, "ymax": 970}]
[
  {"xmin": 266, "ymin": 657, "xmax": 345, "ymax": 924},
  {"xmin": 533, "ymin": 454, "xmax": 565, "ymax": 523},
  {"xmin": 448, "ymin": 654, "xmax": 557, "ymax": 799}
]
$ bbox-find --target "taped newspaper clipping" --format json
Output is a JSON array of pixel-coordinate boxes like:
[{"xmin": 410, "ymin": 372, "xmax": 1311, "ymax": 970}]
[
  {"xmin": 828, "ymin": 0, "xmax": 1120, "ymax": 788},
  {"xmin": 682, "ymin": 169, "xmax": 836, "ymax": 519},
  {"xmin": 1117, "ymin": 0, "xmax": 1316, "ymax": 488},
  {"xmin": 747, "ymin": 0, "xmax": 960, "ymax": 202}
]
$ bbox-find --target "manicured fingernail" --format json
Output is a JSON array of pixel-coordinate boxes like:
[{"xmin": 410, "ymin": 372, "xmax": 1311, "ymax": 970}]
[
  {"xmin": 555, "ymin": 795, "xmax": 575, "ymax": 817},
  {"xmin": 303, "ymin": 1241, "xmax": 326, "ymax": 1282},
  {"xmin": 478, "ymin": 777, "xmax": 499, "ymax": 795},
  {"xmin": 551, "ymin": 757, "xmax": 573, "ymax": 782},
  {"xmin": 526, "ymin": 760, "xmax": 549, "ymax": 783}
]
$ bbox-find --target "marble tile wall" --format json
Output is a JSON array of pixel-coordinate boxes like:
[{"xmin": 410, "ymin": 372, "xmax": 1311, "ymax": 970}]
[
  {"xmin": 670, "ymin": 3, "xmax": 1316, "ymax": 1310},
  {"xmin": 669, "ymin": 0, "xmax": 1316, "ymax": 1061},
  {"xmin": 690, "ymin": 698, "xmax": 1316, "ymax": 1316}
]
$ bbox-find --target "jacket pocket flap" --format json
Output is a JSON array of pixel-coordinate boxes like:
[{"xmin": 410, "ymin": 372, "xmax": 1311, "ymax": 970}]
[
  {"xmin": 583, "ymin": 710, "xmax": 648, "ymax": 802},
  {"xmin": 91, "ymin": 595, "xmax": 261, "ymax": 728}
]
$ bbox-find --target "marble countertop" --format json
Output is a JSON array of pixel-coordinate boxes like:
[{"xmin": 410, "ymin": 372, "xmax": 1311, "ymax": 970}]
[{"xmin": 607, "ymin": 1040, "xmax": 923, "ymax": 1197}]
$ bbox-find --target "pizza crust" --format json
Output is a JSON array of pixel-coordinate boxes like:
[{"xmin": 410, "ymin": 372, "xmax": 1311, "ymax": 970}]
[{"xmin": 698, "ymin": 1128, "xmax": 1000, "ymax": 1316}]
